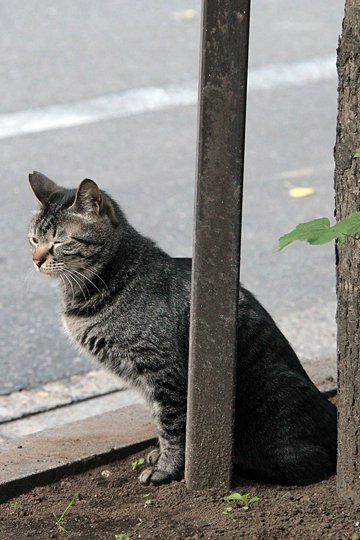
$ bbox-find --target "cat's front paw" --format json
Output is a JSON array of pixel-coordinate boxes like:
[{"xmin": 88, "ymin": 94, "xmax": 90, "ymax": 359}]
[
  {"xmin": 146, "ymin": 448, "xmax": 160, "ymax": 466},
  {"xmin": 139, "ymin": 465, "xmax": 182, "ymax": 486}
]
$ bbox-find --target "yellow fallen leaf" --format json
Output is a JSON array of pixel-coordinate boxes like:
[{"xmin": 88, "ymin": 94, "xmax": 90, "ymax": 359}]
[
  {"xmin": 36, "ymin": 391, "xmax": 50, "ymax": 397},
  {"xmin": 288, "ymin": 187, "xmax": 315, "ymax": 198},
  {"xmin": 171, "ymin": 9, "xmax": 197, "ymax": 21}
]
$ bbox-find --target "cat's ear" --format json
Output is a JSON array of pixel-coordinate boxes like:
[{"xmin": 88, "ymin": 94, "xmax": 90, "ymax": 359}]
[
  {"xmin": 69, "ymin": 179, "xmax": 103, "ymax": 215},
  {"xmin": 28, "ymin": 171, "xmax": 60, "ymax": 205}
]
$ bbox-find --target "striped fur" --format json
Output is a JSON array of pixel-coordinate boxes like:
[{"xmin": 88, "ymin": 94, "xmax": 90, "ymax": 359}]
[{"xmin": 28, "ymin": 172, "xmax": 337, "ymax": 486}]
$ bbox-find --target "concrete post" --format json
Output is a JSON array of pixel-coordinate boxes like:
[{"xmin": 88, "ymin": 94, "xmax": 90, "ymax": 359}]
[{"xmin": 185, "ymin": 0, "xmax": 250, "ymax": 490}]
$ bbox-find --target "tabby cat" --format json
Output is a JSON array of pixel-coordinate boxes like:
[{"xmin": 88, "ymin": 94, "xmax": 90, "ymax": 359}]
[{"xmin": 28, "ymin": 171, "xmax": 337, "ymax": 486}]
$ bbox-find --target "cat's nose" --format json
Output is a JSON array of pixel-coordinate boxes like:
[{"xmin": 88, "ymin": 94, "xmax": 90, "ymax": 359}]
[
  {"xmin": 33, "ymin": 255, "xmax": 47, "ymax": 268},
  {"xmin": 33, "ymin": 249, "xmax": 48, "ymax": 268}
]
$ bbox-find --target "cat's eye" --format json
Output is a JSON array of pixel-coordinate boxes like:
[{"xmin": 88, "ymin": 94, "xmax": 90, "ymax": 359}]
[
  {"xmin": 30, "ymin": 236, "xmax": 39, "ymax": 245},
  {"xmin": 53, "ymin": 241, "xmax": 63, "ymax": 247}
]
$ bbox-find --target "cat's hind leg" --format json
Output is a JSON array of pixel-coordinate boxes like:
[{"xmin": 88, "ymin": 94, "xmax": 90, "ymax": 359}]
[
  {"xmin": 237, "ymin": 443, "xmax": 335, "ymax": 485},
  {"xmin": 272, "ymin": 443, "xmax": 335, "ymax": 485}
]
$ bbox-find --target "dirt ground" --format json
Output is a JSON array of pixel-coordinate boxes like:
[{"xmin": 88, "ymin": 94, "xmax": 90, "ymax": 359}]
[{"xmin": 1, "ymin": 444, "xmax": 360, "ymax": 540}]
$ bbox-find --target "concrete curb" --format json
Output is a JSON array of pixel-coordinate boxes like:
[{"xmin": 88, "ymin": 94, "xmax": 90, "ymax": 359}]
[
  {"xmin": 0, "ymin": 369, "xmax": 125, "ymax": 423},
  {"xmin": 0, "ymin": 404, "xmax": 157, "ymax": 503},
  {"xmin": 0, "ymin": 388, "xmax": 144, "ymax": 442}
]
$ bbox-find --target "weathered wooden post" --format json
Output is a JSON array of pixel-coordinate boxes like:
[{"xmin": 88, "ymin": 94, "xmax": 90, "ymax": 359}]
[{"xmin": 185, "ymin": 0, "xmax": 251, "ymax": 489}]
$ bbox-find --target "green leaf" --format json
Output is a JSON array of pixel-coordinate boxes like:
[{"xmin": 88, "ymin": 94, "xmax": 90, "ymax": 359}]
[
  {"xmin": 331, "ymin": 212, "xmax": 360, "ymax": 237},
  {"xmin": 52, "ymin": 494, "xmax": 78, "ymax": 534},
  {"xmin": 354, "ymin": 148, "xmax": 360, "ymax": 158},
  {"xmin": 115, "ymin": 535, "xmax": 130, "ymax": 540},
  {"xmin": 131, "ymin": 457, "xmax": 145, "ymax": 471},
  {"xmin": 223, "ymin": 491, "xmax": 245, "ymax": 502},
  {"xmin": 278, "ymin": 218, "xmax": 335, "ymax": 250},
  {"xmin": 279, "ymin": 212, "xmax": 360, "ymax": 250},
  {"xmin": 249, "ymin": 496, "xmax": 260, "ymax": 505}
]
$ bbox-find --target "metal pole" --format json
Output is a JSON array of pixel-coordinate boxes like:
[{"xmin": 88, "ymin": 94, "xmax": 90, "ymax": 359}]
[{"xmin": 185, "ymin": 0, "xmax": 250, "ymax": 490}]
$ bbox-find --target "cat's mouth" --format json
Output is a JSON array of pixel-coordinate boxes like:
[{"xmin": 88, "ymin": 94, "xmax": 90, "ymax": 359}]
[{"xmin": 33, "ymin": 262, "xmax": 63, "ymax": 277}]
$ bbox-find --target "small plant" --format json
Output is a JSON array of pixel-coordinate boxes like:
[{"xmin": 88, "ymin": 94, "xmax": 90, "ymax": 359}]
[
  {"xmin": 143, "ymin": 493, "xmax": 153, "ymax": 507},
  {"xmin": 354, "ymin": 148, "xmax": 360, "ymax": 157},
  {"xmin": 131, "ymin": 457, "xmax": 145, "ymax": 471},
  {"xmin": 223, "ymin": 491, "xmax": 260, "ymax": 511},
  {"xmin": 223, "ymin": 506, "xmax": 233, "ymax": 515},
  {"xmin": 115, "ymin": 534, "xmax": 130, "ymax": 540},
  {"xmin": 52, "ymin": 494, "xmax": 78, "ymax": 534}
]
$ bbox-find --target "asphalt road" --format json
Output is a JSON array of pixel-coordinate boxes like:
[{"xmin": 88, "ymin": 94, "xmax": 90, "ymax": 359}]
[{"xmin": 0, "ymin": 1, "xmax": 344, "ymax": 394}]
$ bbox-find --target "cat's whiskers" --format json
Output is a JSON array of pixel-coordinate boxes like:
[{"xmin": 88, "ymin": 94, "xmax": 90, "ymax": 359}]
[
  {"xmin": 66, "ymin": 269, "xmax": 91, "ymax": 297},
  {"xmin": 77, "ymin": 265, "xmax": 109, "ymax": 292},
  {"xmin": 60, "ymin": 270, "xmax": 75, "ymax": 306},
  {"xmin": 70, "ymin": 267, "xmax": 104, "ymax": 295},
  {"xmin": 42, "ymin": 260, "xmax": 65, "ymax": 275},
  {"xmin": 63, "ymin": 268, "xmax": 88, "ymax": 302},
  {"xmin": 23, "ymin": 268, "xmax": 35, "ymax": 292},
  {"xmin": 65, "ymin": 268, "xmax": 89, "ymax": 300}
]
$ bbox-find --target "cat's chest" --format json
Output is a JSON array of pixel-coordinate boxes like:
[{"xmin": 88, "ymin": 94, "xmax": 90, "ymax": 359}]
[
  {"xmin": 62, "ymin": 313, "xmax": 137, "ymax": 366},
  {"xmin": 62, "ymin": 314, "xmax": 155, "ymax": 400},
  {"xmin": 62, "ymin": 315, "xmax": 112, "ymax": 359}
]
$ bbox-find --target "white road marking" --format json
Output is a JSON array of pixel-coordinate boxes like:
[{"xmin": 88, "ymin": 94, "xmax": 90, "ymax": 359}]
[
  {"xmin": 249, "ymin": 55, "xmax": 335, "ymax": 91},
  {"xmin": 267, "ymin": 163, "xmax": 334, "ymax": 181},
  {"xmin": 0, "ymin": 55, "xmax": 336, "ymax": 140}
]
